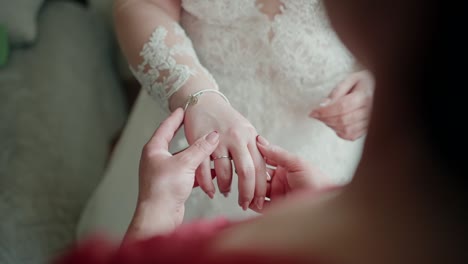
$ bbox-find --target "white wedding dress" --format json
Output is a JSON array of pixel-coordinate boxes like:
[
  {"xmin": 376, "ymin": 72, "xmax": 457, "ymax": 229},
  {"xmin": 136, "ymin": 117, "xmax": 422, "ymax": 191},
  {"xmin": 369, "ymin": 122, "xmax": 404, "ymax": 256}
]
[{"xmin": 77, "ymin": 0, "xmax": 364, "ymax": 239}]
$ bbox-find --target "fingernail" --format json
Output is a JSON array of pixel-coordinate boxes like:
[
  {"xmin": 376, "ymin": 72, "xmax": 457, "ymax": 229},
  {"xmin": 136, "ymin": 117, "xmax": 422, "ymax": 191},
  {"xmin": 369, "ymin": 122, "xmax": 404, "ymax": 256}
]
[
  {"xmin": 207, "ymin": 191, "xmax": 215, "ymax": 199},
  {"xmin": 222, "ymin": 192, "xmax": 230, "ymax": 198},
  {"xmin": 206, "ymin": 131, "xmax": 219, "ymax": 144},
  {"xmin": 257, "ymin": 135, "xmax": 269, "ymax": 146},
  {"xmin": 319, "ymin": 98, "xmax": 331, "ymax": 107},
  {"xmin": 256, "ymin": 197, "xmax": 264, "ymax": 210},
  {"xmin": 242, "ymin": 202, "xmax": 250, "ymax": 211}
]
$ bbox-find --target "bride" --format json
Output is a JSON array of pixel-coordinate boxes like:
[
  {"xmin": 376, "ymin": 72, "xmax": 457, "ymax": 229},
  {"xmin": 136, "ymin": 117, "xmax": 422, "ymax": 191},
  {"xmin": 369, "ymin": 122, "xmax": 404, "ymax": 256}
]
[{"xmin": 78, "ymin": 0, "xmax": 374, "ymax": 238}]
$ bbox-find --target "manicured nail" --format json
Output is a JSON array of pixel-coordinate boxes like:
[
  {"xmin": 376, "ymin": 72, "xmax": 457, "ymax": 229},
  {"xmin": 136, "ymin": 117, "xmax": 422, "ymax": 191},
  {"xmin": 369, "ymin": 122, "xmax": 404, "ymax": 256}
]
[
  {"xmin": 206, "ymin": 131, "xmax": 219, "ymax": 144},
  {"xmin": 242, "ymin": 202, "xmax": 250, "ymax": 211},
  {"xmin": 222, "ymin": 192, "xmax": 230, "ymax": 198},
  {"xmin": 256, "ymin": 197, "xmax": 264, "ymax": 210},
  {"xmin": 319, "ymin": 98, "xmax": 331, "ymax": 107},
  {"xmin": 256, "ymin": 135, "xmax": 269, "ymax": 146},
  {"xmin": 207, "ymin": 191, "xmax": 215, "ymax": 199}
]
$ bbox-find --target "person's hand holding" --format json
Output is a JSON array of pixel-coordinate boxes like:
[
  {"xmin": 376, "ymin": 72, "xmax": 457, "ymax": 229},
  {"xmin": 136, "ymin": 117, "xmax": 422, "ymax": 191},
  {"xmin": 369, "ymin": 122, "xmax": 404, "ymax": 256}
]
[
  {"xmin": 135, "ymin": 108, "xmax": 219, "ymax": 228},
  {"xmin": 250, "ymin": 136, "xmax": 333, "ymax": 213},
  {"xmin": 184, "ymin": 94, "xmax": 268, "ymax": 211},
  {"xmin": 310, "ymin": 70, "xmax": 374, "ymax": 141}
]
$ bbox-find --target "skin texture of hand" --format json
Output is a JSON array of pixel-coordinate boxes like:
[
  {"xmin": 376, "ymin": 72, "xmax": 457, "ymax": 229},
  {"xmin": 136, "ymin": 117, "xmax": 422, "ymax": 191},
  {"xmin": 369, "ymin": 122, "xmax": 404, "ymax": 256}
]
[
  {"xmin": 250, "ymin": 136, "xmax": 331, "ymax": 213},
  {"xmin": 136, "ymin": 108, "xmax": 219, "ymax": 225},
  {"xmin": 184, "ymin": 94, "xmax": 268, "ymax": 211},
  {"xmin": 310, "ymin": 70, "xmax": 375, "ymax": 141}
]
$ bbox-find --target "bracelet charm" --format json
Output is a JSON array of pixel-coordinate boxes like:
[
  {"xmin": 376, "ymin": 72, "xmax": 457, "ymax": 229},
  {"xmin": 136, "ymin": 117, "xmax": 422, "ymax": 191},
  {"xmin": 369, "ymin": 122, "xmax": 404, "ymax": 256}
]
[{"xmin": 184, "ymin": 89, "xmax": 230, "ymax": 111}]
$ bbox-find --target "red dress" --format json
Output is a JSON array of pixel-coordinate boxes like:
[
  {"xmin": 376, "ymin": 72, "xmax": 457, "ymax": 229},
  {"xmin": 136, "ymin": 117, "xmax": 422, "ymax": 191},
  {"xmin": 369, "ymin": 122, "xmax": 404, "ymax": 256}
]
[{"xmin": 56, "ymin": 217, "xmax": 318, "ymax": 264}]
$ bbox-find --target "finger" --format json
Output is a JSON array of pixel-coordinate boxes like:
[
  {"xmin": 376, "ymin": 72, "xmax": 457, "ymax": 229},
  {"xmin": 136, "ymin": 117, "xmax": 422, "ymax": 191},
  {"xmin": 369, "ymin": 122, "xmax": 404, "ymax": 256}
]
[
  {"xmin": 312, "ymin": 91, "xmax": 368, "ymax": 119},
  {"xmin": 271, "ymin": 166, "xmax": 288, "ymax": 196},
  {"xmin": 172, "ymin": 147, "xmax": 187, "ymax": 155},
  {"xmin": 353, "ymin": 70, "xmax": 375, "ymax": 96},
  {"xmin": 177, "ymin": 131, "xmax": 219, "ymax": 168},
  {"xmin": 256, "ymin": 136, "xmax": 303, "ymax": 172},
  {"xmin": 335, "ymin": 120, "xmax": 369, "ymax": 141},
  {"xmin": 230, "ymin": 145, "xmax": 256, "ymax": 211},
  {"xmin": 195, "ymin": 158, "xmax": 216, "ymax": 198},
  {"xmin": 193, "ymin": 169, "xmax": 216, "ymax": 188},
  {"xmin": 328, "ymin": 73, "xmax": 360, "ymax": 100},
  {"xmin": 319, "ymin": 107, "xmax": 369, "ymax": 127},
  {"xmin": 248, "ymin": 141, "xmax": 268, "ymax": 211},
  {"xmin": 213, "ymin": 150, "xmax": 233, "ymax": 197},
  {"xmin": 347, "ymin": 129, "xmax": 367, "ymax": 141},
  {"xmin": 250, "ymin": 169, "xmax": 285, "ymax": 213},
  {"xmin": 265, "ymin": 159, "xmax": 279, "ymax": 167},
  {"xmin": 249, "ymin": 199, "xmax": 272, "ymax": 214},
  {"xmin": 249, "ymin": 179, "xmax": 273, "ymax": 213},
  {"xmin": 334, "ymin": 119, "xmax": 369, "ymax": 135},
  {"xmin": 146, "ymin": 108, "xmax": 184, "ymax": 150}
]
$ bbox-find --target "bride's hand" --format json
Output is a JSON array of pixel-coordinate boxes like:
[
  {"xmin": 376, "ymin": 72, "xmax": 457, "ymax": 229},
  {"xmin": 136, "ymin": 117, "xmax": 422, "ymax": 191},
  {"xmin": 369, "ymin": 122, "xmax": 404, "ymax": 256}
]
[
  {"xmin": 309, "ymin": 70, "xmax": 374, "ymax": 141},
  {"xmin": 184, "ymin": 94, "xmax": 268, "ymax": 211}
]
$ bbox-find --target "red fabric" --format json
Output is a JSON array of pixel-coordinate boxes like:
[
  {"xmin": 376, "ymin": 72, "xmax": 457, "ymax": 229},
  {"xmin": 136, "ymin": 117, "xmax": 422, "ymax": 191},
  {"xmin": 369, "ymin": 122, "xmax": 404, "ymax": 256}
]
[{"xmin": 56, "ymin": 218, "xmax": 308, "ymax": 264}]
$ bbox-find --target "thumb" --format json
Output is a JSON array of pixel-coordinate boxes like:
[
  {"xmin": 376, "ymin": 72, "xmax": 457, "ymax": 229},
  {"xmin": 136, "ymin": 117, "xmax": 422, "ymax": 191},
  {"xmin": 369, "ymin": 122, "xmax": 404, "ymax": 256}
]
[
  {"xmin": 177, "ymin": 131, "xmax": 219, "ymax": 168},
  {"xmin": 256, "ymin": 136, "xmax": 303, "ymax": 171},
  {"xmin": 328, "ymin": 74, "xmax": 359, "ymax": 100},
  {"xmin": 312, "ymin": 75, "xmax": 358, "ymax": 116}
]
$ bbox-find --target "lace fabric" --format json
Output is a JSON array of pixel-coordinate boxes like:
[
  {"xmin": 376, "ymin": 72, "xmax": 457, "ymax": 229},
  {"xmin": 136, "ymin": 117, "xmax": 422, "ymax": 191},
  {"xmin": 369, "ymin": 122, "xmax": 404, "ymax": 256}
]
[
  {"xmin": 130, "ymin": 0, "xmax": 355, "ymax": 111},
  {"xmin": 180, "ymin": 0, "xmax": 354, "ymax": 97},
  {"xmin": 129, "ymin": 0, "xmax": 360, "ymax": 183},
  {"xmin": 77, "ymin": 0, "xmax": 366, "ymax": 238},
  {"xmin": 177, "ymin": 1, "xmax": 364, "ymax": 221},
  {"xmin": 130, "ymin": 23, "xmax": 217, "ymax": 111}
]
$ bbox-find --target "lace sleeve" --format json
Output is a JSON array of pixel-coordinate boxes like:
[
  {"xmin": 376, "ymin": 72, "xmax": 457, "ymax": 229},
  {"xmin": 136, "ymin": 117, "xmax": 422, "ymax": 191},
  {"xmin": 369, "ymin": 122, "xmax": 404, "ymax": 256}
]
[{"xmin": 130, "ymin": 22, "xmax": 217, "ymax": 111}]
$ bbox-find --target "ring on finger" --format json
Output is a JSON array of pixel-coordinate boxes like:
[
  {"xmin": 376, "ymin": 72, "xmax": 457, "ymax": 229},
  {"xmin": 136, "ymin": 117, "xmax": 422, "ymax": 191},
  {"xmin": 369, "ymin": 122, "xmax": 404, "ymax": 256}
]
[{"xmin": 266, "ymin": 171, "xmax": 272, "ymax": 181}]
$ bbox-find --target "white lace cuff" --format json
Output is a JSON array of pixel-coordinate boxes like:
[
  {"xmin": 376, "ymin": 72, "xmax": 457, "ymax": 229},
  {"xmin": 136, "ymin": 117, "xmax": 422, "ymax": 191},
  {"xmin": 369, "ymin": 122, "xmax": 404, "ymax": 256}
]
[{"xmin": 130, "ymin": 23, "xmax": 200, "ymax": 111}]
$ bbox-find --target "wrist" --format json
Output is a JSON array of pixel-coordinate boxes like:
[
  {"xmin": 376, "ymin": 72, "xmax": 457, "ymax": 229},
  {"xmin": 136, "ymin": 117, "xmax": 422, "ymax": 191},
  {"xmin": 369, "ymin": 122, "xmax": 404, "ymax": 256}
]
[
  {"xmin": 172, "ymin": 90, "xmax": 231, "ymax": 112},
  {"xmin": 187, "ymin": 90, "xmax": 230, "ymax": 110},
  {"xmin": 168, "ymin": 76, "xmax": 220, "ymax": 111},
  {"xmin": 126, "ymin": 199, "xmax": 183, "ymax": 240},
  {"xmin": 137, "ymin": 196, "xmax": 184, "ymax": 223}
]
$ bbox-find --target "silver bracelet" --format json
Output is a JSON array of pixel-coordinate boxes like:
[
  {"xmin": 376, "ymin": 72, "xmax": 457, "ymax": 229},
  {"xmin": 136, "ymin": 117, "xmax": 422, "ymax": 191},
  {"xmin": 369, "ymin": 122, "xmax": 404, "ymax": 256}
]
[{"xmin": 183, "ymin": 89, "xmax": 230, "ymax": 111}]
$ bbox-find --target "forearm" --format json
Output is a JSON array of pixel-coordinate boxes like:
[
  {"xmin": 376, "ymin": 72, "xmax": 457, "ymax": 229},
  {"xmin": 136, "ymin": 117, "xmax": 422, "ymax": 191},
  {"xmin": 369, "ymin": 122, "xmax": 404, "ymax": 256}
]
[
  {"xmin": 114, "ymin": 0, "xmax": 182, "ymax": 64},
  {"xmin": 123, "ymin": 200, "xmax": 183, "ymax": 243},
  {"xmin": 114, "ymin": 0, "xmax": 219, "ymax": 111}
]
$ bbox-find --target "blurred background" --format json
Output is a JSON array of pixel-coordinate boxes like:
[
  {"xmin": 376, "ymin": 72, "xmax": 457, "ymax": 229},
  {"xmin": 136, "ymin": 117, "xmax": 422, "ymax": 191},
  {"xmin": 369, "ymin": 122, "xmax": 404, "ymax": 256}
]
[{"xmin": 0, "ymin": 0, "xmax": 139, "ymax": 262}]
